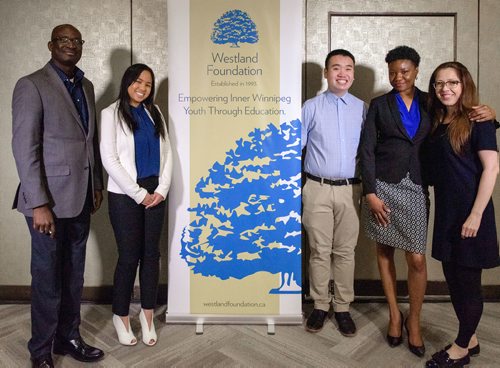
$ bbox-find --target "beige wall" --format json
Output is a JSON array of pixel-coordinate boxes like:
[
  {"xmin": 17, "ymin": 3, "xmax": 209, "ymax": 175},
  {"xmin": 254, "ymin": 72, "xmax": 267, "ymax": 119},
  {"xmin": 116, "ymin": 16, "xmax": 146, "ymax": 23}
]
[
  {"xmin": 0, "ymin": 0, "xmax": 499, "ymax": 292},
  {"xmin": 479, "ymin": 0, "xmax": 500, "ymax": 284},
  {"xmin": 0, "ymin": 0, "xmax": 167, "ymax": 287},
  {"xmin": 306, "ymin": 0, "xmax": 500, "ymax": 285}
]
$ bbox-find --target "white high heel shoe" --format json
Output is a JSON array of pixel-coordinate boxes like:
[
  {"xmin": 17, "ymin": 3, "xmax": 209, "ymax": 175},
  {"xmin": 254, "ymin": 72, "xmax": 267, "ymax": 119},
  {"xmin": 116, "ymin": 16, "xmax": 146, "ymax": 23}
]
[
  {"xmin": 112, "ymin": 314, "xmax": 137, "ymax": 346},
  {"xmin": 139, "ymin": 309, "xmax": 157, "ymax": 346}
]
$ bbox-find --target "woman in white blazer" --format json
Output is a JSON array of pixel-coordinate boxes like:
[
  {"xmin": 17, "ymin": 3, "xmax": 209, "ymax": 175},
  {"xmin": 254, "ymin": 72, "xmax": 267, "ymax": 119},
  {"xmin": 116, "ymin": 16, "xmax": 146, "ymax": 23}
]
[{"xmin": 100, "ymin": 64, "xmax": 172, "ymax": 347}]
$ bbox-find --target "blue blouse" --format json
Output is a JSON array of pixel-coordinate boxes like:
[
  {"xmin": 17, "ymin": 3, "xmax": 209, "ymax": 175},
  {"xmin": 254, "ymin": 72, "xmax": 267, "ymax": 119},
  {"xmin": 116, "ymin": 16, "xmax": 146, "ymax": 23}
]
[
  {"xmin": 395, "ymin": 91, "xmax": 420, "ymax": 139},
  {"xmin": 131, "ymin": 104, "xmax": 160, "ymax": 179}
]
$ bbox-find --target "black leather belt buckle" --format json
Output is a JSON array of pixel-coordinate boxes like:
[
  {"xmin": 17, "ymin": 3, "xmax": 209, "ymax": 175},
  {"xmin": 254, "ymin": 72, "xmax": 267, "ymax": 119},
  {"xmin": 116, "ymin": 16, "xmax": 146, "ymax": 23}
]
[{"xmin": 306, "ymin": 173, "xmax": 360, "ymax": 186}]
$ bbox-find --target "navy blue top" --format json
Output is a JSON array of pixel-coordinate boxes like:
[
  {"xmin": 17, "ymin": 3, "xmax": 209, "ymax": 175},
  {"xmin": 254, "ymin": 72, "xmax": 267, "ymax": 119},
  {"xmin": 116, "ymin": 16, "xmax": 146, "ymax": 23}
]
[
  {"xmin": 426, "ymin": 121, "xmax": 499, "ymax": 268},
  {"xmin": 395, "ymin": 91, "xmax": 420, "ymax": 139},
  {"xmin": 131, "ymin": 104, "xmax": 160, "ymax": 179},
  {"xmin": 50, "ymin": 61, "xmax": 89, "ymax": 133}
]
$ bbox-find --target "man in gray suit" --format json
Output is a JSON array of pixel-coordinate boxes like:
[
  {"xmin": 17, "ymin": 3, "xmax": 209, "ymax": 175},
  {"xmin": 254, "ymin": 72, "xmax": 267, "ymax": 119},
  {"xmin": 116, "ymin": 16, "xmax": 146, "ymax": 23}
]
[{"xmin": 12, "ymin": 24, "xmax": 104, "ymax": 368}]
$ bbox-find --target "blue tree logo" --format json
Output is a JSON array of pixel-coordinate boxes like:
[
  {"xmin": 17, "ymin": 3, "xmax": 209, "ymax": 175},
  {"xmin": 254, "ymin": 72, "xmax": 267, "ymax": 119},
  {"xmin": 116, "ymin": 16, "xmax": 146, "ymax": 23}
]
[
  {"xmin": 181, "ymin": 120, "xmax": 302, "ymax": 294},
  {"xmin": 211, "ymin": 9, "xmax": 259, "ymax": 48}
]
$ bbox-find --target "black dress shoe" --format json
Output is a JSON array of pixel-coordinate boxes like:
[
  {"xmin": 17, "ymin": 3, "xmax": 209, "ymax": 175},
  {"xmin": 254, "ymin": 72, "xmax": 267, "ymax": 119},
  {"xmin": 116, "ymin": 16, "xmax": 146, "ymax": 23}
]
[
  {"xmin": 334, "ymin": 312, "xmax": 356, "ymax": 337},
  {"xmin": 387, "ymin": 310, "xmax": 403, "ymax": 347},
  {"xmin": 305, "ymin": 309, "xmax": 328, "ymax": 332},
  {"xmin": 445, "ymin": 343, "xmax": 480, "ymax": 357},
  {"xmin": 425, "ymin": 349, "xmax": 470, "ymax": 367},
  {"xmin": 31, "ymin": 354, "xmax": 54, "ymax": 368},
  {"xmin": 404, "ymin": 318, "xmax": 425, "ymax": 357},
  {"xmin": 53, "ymin": 336, "xmax": 104, "ymax": 362}
]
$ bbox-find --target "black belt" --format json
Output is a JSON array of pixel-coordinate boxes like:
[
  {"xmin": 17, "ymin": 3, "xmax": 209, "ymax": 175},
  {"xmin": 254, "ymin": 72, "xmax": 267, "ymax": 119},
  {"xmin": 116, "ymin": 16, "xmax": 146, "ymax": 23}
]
[{"xmin": 306, "ymin": 173, "xmax": 361, "ymax": 186}]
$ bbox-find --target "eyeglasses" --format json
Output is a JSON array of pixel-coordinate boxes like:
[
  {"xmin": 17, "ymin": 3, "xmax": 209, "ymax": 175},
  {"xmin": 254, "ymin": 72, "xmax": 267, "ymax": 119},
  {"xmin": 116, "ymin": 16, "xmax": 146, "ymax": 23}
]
[
  {"xmin": 433, "ymin": 80, "xmax": 461, "ymax": 90},
  {"xmin": 52, "ymin": 37, "xmax": 85, "ymax": 47}
]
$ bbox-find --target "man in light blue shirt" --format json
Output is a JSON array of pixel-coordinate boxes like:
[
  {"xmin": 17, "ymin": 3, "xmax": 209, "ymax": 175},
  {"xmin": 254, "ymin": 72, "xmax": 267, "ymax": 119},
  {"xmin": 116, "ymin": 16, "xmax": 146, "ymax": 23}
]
[{"xmin": 302, "ymin": 49, "xmax": 367, "ymax": 336}]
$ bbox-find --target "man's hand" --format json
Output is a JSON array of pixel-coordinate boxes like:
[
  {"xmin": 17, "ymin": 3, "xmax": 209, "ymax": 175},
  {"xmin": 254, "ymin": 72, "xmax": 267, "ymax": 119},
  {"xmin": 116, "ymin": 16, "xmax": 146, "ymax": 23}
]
[
  {"xmin": 92, "ymin": 190, "xmax": 103, "ymax": 214},
  {"xmin": 33, "ymin": 205, "xmax": 55, "ymax": 238},
  {"xmin": 469, "ymin": 105, "xmax": 496, "ymax": 122}
]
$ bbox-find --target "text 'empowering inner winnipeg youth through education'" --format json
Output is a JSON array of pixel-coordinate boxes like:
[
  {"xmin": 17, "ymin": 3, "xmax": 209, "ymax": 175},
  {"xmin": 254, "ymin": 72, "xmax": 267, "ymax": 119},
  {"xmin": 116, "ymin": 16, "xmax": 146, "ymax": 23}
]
[
  {"xmin": 179, "ymin": 93, "xmax": 292, "ymax": 117},
  {"xmin": 178, "ymin": 93, "xmax": 292, "ymax": 105}
]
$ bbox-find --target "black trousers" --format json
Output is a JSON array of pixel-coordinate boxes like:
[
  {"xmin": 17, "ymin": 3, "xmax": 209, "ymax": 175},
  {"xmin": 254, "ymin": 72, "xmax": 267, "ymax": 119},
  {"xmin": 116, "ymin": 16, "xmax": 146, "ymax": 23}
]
[
  {"xmin": 442, "ymin": 261, "xmax": 483, "ymax": 348},
  {"xmin": 26, "ymin": 193, "xmax": 92, "ymax": 359},
  {"xmin": 108, "ymin": 176, "xmax": 165, "ymax": 316}
]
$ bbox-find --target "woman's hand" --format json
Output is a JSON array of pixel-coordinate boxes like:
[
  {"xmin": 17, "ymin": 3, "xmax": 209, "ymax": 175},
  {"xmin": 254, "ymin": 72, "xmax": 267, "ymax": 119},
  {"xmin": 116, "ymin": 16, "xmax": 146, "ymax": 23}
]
[
  {"xmin": 461, "ymin": 212, "xmax": 482, "ymax": 239},
  {"xmin": 366, "ymin": 193, "xmax": 391, "ymax": 227},
  {"xmin": 145, "ymin": 192, "xmax": 165, "ymax": 209},
  {"xmin": 141, "ymin": 193, "xmax": 154, "ymax": 207}
]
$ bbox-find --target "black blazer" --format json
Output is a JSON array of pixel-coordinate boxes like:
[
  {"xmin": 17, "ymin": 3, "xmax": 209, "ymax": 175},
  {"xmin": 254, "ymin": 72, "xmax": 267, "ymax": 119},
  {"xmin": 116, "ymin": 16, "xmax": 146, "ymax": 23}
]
[{"xmin": 360, "ymin": 88, "xmax": 431, "ymax": 195}]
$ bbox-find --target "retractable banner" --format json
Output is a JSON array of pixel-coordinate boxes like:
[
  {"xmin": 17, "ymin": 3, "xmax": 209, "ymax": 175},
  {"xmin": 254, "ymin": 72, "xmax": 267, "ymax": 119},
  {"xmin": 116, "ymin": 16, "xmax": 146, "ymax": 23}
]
[{"xmin": 167, "ymin": 0, "xmax": 302, "ymax": 324}]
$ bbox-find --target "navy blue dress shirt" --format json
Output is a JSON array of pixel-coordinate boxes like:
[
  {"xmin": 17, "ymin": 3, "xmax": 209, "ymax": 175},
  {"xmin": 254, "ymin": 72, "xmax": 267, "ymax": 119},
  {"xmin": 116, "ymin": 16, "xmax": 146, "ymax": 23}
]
[
  {"xmin": 50, "ymin": 61, "xmax": 89, "ymax": 133},
  {"xmin": 131, "ymin": 104, "xmax": 160, "ymax": 179}
]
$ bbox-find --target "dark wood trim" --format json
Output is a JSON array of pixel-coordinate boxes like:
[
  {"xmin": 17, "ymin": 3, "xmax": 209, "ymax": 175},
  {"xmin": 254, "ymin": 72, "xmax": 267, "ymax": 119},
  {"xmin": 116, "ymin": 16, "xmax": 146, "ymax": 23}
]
[
  {"xmin": 353, "ymin": 280, "xmax": 500, "ymax": 301},
  {"xmin": 329, "ymin": 12, "xmax": 457, "ymax": 16},
  {"xmin": 352, "ymin": 280, "xmax": 451, "ymax": 296},
  {"xmin": 2, "ymin": 281, "xmax": 499, "ymax": 304},
  {"xmin": 0, "ymin": 284, "xmax": 168, "ymax": 304},
  {"xmin": 0, "ymin": 285, "xmax": 32, "ymax": 303}
]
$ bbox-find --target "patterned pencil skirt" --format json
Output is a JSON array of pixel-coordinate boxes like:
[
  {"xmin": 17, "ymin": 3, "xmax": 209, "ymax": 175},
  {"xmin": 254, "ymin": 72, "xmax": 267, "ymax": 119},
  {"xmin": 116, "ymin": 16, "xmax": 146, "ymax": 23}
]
[{"xmin": 362, "ymin": 173, "xmax": 429, "ymax": 254}]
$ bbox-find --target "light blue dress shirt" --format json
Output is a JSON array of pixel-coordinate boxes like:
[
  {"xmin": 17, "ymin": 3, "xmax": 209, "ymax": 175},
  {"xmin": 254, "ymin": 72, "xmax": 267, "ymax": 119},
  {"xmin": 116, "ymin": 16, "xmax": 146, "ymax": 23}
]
[{"xmin": 301, "ymin": 90, "xmax": 367, "ymax": 180}]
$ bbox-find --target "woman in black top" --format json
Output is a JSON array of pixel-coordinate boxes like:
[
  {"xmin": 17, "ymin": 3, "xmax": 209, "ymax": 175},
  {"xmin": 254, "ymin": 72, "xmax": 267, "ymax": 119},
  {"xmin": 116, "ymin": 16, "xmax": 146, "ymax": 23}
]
[
  {"xmin": 360, "ymin": 47, "xmax": 496, "ymax": 358},
  {"xmin": 424, "ymin": 62, "xmax": 499, "ymax": 368}
]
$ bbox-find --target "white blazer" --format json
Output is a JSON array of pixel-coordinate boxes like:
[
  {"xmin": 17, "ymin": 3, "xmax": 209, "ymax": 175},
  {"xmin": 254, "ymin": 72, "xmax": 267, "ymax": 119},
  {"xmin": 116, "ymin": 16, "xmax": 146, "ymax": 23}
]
[{"xmin": 100, "ymin": 100, "xmax": 172, "ymax": 204}]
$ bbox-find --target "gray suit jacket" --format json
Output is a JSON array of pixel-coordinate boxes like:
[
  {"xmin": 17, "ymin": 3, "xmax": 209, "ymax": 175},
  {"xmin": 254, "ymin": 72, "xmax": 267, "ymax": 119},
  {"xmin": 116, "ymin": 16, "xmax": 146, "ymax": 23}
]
[{"xmin": 12, "ymin": 62, "xmax": 103, "ymax": 218}]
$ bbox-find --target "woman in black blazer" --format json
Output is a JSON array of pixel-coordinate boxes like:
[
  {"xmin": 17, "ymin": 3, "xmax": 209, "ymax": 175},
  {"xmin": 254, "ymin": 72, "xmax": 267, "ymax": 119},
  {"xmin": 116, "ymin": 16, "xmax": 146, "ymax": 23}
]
[
  {"xmin": 359, "ymin": 46, "xmax": 494, "ymax": 358},
  {"xmin": 360, "ymin": 46, "xmax": 428, "ymax": 357}
]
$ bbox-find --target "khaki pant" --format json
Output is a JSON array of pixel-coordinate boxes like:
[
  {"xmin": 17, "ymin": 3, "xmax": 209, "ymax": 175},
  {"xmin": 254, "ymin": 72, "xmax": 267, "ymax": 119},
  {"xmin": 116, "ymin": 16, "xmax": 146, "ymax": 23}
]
[{"xmin": 302, "ymin": 179, "xmax": 361, "ymax": 312}]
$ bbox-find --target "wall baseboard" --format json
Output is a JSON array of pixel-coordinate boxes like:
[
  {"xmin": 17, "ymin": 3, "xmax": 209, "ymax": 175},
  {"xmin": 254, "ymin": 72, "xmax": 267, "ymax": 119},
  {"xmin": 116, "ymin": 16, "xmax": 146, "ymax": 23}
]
[
  {"xmin": 0, "ymin": 284, "xmax": 169, "ymax": 304},
  {"xmin": 353, "ymin": 280, "xmax": 500, "ymax": 301},
  {"xmin": 1, "ymin": 281, "xmax": 498, "ymax": 304}
]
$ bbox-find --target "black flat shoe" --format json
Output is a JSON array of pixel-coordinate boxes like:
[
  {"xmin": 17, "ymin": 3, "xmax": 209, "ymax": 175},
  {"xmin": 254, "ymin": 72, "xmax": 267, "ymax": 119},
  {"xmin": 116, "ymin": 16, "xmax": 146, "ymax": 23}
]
[
  {"xmin": 387, "ymin": 310, "xmax": 403, "ymax": 347},
  {"xmin": 425, "ymin": 349, "xmax": 470, "ymax": 367},
  {"xmin": 445, "ymin": 343, "xmax": 480, "ymax": 357},
  {"xmin": 305, "ymin": 309, "xmax": 328, "ymax": 333},
  {"xmin": 31, "ymin": 354, "xmax": 54, "ymax": 368},
  {"xmin": 334, "ymin": 311, "xmax": 357, "ymax": 337},
  {"xmin": 468, "ymin": 344, "xmax": 480, "ymax": 357},
  {"xmin": 404, "ymin": 318, "xmax": 425, "ymax": 357},
  {"xmin": 53, "ymin": 336, "xmax": 104, "ymax": 362}
]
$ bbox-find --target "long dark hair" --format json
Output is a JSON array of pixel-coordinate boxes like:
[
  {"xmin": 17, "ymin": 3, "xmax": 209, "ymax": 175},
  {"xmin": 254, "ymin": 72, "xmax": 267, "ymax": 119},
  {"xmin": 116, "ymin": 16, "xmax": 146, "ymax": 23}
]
[
  {"xmin": 428, "ymin": 61, "xmax": 478, "ymax": 154},
  {"xmin": 116, "ymin": 63, "xmax": 165, "ymax": 139}
]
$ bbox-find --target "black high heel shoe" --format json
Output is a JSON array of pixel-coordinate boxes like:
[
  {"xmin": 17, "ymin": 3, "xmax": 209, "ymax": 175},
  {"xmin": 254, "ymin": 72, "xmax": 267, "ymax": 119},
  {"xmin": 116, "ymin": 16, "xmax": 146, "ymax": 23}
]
[
  {"xmin": 386, "ymin": 310, "xmax": 403, "ymax": 347},
  {"xmin": 404, "ymin": 318, "xmax": 426, "ymax": 357}
]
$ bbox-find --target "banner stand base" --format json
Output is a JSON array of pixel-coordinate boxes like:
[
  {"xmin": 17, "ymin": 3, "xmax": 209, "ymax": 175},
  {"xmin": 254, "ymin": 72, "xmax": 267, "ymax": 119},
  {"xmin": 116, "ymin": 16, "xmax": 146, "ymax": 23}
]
[{"xmin": 165, "ymin": 313, "xmax": 303, "ymax": 335}]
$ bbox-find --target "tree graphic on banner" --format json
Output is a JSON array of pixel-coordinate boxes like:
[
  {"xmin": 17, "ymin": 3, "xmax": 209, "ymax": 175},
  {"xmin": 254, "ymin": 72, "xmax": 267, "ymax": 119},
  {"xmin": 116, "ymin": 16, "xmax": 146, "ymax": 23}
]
[
  {"xmin": 211, "ymin": 9, "xmax": 259, "ymax": 48},
  {"xmin": 180, "ymin": 120, "xmax": 301, "ymax": 294}
]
